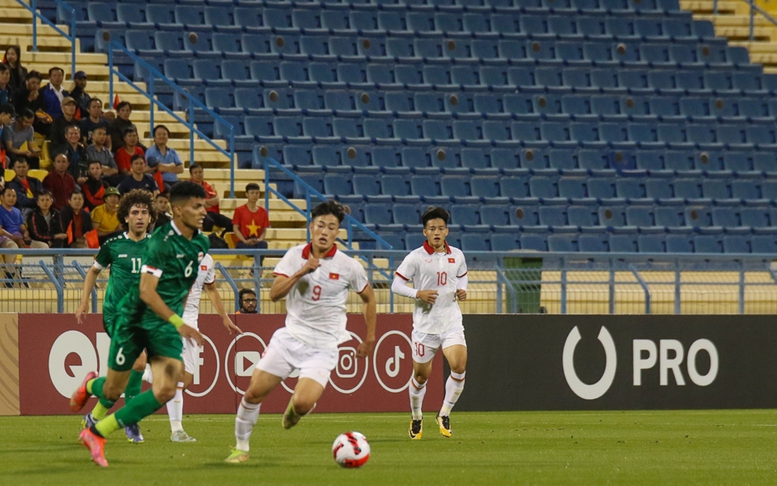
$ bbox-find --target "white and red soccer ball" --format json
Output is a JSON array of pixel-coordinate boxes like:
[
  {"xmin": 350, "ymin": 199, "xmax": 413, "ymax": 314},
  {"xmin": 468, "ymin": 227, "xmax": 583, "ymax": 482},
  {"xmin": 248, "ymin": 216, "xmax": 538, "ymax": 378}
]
[{"xmin": 332, "ymin": 431, "xmax": 370, "ymax": 468}]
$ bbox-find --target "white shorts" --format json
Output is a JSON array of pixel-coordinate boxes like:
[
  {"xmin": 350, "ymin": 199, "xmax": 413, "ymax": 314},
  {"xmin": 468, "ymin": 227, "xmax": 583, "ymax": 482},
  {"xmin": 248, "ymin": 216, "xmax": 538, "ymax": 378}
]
[
  {"xmin": 411, "ymin": 327, "xmax": 467, "ymax": 364},
  {"xmin": 257, "ymin": 327, "xmax": 338, "ymax": 388},
  {"xmin": 182, "ymin": 337, "xmax": 199, "ymax": 375}
]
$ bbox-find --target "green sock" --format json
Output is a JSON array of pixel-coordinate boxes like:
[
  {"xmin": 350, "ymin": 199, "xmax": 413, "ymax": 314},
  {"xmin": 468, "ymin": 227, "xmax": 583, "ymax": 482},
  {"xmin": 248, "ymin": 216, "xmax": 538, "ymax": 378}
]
[
  {"xmin": 125, "ymin": 370, "xmax": 144, "ymax": 402},
  {"xmin": 91, "ymin": 400, "xmax": 112, "ymax": 421},
  {"xmin": 114, "ymin": 389, "xmax": 164, "ymax": 429},
  {"xmin": 88, "ymin": 377, "xmax": 105, "ymax": 398},
  {"xmin": 94, "ymin": 415, "xmax": 120, "ymax": 438}
]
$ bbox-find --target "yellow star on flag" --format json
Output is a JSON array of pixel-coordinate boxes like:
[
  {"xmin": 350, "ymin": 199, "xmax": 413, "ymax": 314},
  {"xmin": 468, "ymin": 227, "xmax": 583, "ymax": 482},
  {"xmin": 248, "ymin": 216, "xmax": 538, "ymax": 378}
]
[{"xmin": 246, "ymin": 219, "xmax": 260, "ymax": 237}]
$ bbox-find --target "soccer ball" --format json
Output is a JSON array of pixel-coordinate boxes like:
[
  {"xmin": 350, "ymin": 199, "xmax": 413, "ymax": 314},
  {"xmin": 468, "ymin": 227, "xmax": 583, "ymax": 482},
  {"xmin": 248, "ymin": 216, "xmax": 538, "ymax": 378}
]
[{"xmin": 332, "ymin": 431, "xmax": 370, "ymax": 468}]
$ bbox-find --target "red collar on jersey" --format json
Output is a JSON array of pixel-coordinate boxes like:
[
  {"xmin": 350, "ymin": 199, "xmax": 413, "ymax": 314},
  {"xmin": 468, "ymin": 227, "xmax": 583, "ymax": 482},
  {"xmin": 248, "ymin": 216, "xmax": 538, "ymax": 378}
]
[
  {"xmin": 423, "ymin": 240, "xmax": 451, "ymax": 255},
  {"xmin": 302, "ymin": 242, "xmax": 337, "ymax": 259}
]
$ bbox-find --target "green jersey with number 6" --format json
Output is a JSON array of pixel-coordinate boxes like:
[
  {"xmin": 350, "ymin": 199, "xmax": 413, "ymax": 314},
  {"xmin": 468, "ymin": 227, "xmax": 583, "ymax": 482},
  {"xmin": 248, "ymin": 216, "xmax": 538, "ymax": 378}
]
[
  {"xmin": 92, "ymin": 232, "xmax": 151, "ymax": 335},
  {"xmin": 119, "ymin": 221, "xmax": 210, "ymax": 327}
]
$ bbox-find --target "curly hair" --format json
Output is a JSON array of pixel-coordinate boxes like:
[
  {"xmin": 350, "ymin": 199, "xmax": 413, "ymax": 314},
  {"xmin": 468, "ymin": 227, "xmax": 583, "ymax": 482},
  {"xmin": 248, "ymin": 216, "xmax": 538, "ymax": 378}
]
[{"xmin": 117, "ymin": 189, "xmax": 157, "ymax": 231}]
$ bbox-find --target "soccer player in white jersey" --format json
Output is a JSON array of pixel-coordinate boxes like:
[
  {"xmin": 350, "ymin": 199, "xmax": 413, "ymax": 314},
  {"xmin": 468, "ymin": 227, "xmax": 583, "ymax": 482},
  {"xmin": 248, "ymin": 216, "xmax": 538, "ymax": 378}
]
[
  {"xmin": 145, "ymin": 253, "xmax": 242, "ymax": 442},
  {"xmin": 392, "ymin": 207, "xmax": 468, "ymax": 440},
  {"xmin": 225, "ymin": 200, "xmax": 377, "ymax": 464}
]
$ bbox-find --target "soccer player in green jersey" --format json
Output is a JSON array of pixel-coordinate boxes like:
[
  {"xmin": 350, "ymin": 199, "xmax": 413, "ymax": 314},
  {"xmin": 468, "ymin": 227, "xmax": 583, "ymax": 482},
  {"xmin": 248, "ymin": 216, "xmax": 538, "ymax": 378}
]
[
  {"xmin": 70, "ymin": 181, "xmax": 210, "ymax": 467},
  {"xmin": 75, "ymin": 189, "xmax": 155, "ymax": 443}
]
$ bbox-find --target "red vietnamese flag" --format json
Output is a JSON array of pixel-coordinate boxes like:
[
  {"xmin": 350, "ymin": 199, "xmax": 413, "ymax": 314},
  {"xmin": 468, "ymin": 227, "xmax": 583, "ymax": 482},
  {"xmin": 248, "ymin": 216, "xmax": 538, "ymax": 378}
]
[
  {"xmin": 329, "ymin": 272, "xmax": 340, "ymax": 280},
  {"xmin": 448, "ymin": 258, "xmax": 456, "ymax": 263},
  {"xmin": 113, "ymin": 94, "xmax": 120, "ymax": 109}
]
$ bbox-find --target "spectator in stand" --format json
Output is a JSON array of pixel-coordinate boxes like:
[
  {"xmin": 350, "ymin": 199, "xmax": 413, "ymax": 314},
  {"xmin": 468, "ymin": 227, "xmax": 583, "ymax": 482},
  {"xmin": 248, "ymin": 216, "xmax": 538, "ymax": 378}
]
[
  {"xmin": 27, "ymin": 189, "xmax": 66, "ymax": 248},
  {"xmin": 7, "ymin": 159, "xmax": 43, "ymax": 219},
  {"xmin": 69, "ymin": 71, "xmax": 90, "ymax": 117},
  {"xmin": 40, "ymin": 67, "xmax": 68, "ymax": 120},
  {"xmin": 189, "ymin": 163, "xmax": 232, "ymax": 233},
  {"xmin": 232, "ymin": 182, "xmax": 270, "ymax": 257},
  {"xmin": 81, "ymin": 160, "xmax": 107, "ymax": 211},
  {"xmin": 42, "ymin": 153, "xmax": 76, "ymax": 211},
  {"xmin": 49, "ymin": 96, "xmax": 79, "ymax": 152},
  {"xmin": 109, "ymin": 101, "xmax": 133, "ymax": 151},
  {"xmin": 3, "ymin": 46, "xmax": 27, "ymax": 95},
  {"xmin": 0, "ymin": 186, "xmax": 36, "ymax": 286},
  {"xmin": 114, "ymin": 126, "xmax": 145, "ymax": 176},
  {"xmin": 145, "ymin": 125, "xmax": 183, "ymax": 193},
  {"xmin": 60, "ymin": 125, "xmax": 89, "ymax": 184},
  {"xmin": 60, "ymin": 190, "xmax": 93, "ymax": 248},
  {"xmin": 236, "ymin": 288, "xmax": 258, "ymax": 314},
  {"xmin": 80, "ymin": 98, "xmax": 110, "ymax": 148},
  {"xmin": 0, "ymin": 104, "xmax": 15, "ymax": 180},
  {"xmin": 3, "ymin": 108, "xmax": 41, "ymax": 169},
  {"xmin": 12, "ymin": 71, "xmax": 49, "ymax": 137},
  {"xmin": 0, "ymin": 64, "xmax": 13, "ymax": 106},
  {"xmin": 152, "ymin": 192, "xmax": 171, "ymax": 231},
  {"xmin": 91, "ymin": 186, "xmax": 121, "ymax": 245},
  {"xmin": 85, "ymin": 126, "xmax": 120, "ymax": 185},
  {"xmin": 118, "ymin": 154, "xmax": 159, "ymax": 196}
]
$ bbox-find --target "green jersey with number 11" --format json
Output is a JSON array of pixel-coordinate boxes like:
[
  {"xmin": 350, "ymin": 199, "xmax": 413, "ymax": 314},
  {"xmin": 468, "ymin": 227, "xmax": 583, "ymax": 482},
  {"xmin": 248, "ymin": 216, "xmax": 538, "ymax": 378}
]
[
  {"xmin": 93, "ymin": 233, "xmax": 151, "ymax": 332},
  {"xmin": 120, "ymin": 221, "xmax": 210, "ymax": 326}
]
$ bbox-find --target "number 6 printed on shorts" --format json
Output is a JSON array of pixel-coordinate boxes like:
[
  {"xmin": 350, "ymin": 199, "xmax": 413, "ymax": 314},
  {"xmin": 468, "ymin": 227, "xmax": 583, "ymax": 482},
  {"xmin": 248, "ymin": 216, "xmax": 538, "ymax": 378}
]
[{"xmin": 116, "ymin": 347, "xmax": 126, "ymax": 366}]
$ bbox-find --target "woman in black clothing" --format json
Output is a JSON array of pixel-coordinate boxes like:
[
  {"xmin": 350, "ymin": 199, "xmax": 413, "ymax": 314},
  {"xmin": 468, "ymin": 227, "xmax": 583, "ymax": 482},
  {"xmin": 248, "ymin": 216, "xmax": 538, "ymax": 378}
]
[{"xmin": 3, "ymin": 46, "xmax": 27, "ymax": 95}]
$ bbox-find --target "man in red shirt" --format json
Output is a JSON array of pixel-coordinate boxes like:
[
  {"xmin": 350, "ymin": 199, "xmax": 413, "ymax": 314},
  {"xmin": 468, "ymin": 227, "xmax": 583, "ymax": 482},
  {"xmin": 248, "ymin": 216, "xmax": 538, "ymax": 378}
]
[
  {"xmin": 42, "ymin": 153, "xmax": 76, "ymax": 210},
  {"xmin": 189, "ymin": 163, "xmax": 232, "ymax": 233},
  {"xmin": 232, "ymin": 182, "xmax": 270, "ymax": 254}
]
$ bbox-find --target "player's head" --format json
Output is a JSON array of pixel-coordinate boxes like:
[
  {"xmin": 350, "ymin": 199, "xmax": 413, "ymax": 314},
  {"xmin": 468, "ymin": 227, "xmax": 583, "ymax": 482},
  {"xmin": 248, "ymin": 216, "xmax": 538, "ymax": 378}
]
[
  {"xmin": 239, "ymin": 288, "xmax": 257, "ymax": 313},
  {"xmin": 118, "ymin": 189, "xmax": 155, "ymax": 236},
  {"xmin": 169, "ymin": 181, "xmax": 207, "ymax": 232},
  {"xmin": 309, "ymin": 200, "xmax": 345, "ymax": 254},
  {"xmin": 421, "ymin": 206, "xmax": 450, "ymax": 251}
]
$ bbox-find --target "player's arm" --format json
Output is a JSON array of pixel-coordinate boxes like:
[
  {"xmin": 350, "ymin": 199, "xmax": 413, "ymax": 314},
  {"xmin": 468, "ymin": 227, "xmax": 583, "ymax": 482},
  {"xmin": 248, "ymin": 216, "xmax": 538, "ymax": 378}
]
[
  {"xmin": 269, "ymin": 256, "xmax": 320, "ymax": 301},
  {"xmin": 204, "ymin": 281, "xmax": 242, "ymax": 334},
  {"xmin": 355, "ymin": 283, "xmax": 377, "ymax": 358},
  {"xmin": 75, "ymin": 265, "xmax": 101, "ymax": 324},
  {"xmin": 139, "ymin": 271, "xmax": 204, "ymax": 345},
  {"xmin": 455, "ymin": 274, "xmax": 468, "ymax": 301},
  {"xmin": 392, "ymin": 273, "xmax": 438, "ymax": 304}
]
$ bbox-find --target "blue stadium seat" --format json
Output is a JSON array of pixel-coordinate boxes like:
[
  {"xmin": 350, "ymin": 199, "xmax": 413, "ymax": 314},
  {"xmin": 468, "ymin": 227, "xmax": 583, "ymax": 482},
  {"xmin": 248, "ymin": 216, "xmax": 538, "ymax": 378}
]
[
  {"xmin": 511, "ymin": 205, "xmax": 540, "ymax": 226},
  {"xmin": 481, "ymin": 206, "xmax": 510, "ymax": 226},
  {"xmin": 406, "ymin": 233, "xmax": 428, "ymax": 251},
  {"xmin": 638, "ymin": 234, "xmax": 666, "ymax": 253},
  {"xmin": 295, "ymin": 174, "xmax": 324, "ymax": 198},
  {"xmin": 410, "ymin": 175, "xmax": 441, "ymax": 197},
  {"xmin": 324, "ymin": 174, "xmax": 352, "ymax": 197},
  {"xmin": 548, "ymin": 234, "xmax": 578, "ymax": 252},
  {"xmin": 752, "ymin": 235, "xmax": 777, "ymax": 253},
  {"xmin": 722, "ymin": 236, "xmax": 750, "ymax": 254},
  {"xmin": 693, "ymin": 235, "xmax": 722, "ymax": 254},
  {"xmin": 740, "ymin": 208, "xmax": 770, "ymax": 228},
  {"xmin": 568, "ymin": 206, "xmax": 597, "ymax": 227},
  {"xmin": 471, "ymin": 177, "xmax": 500, "ymax": 198},
  {"xmin": 610, "ymin": 234, "xmax": 639, "ymax": 253},
  {"xmin": 353, "ymin": 174, "xmax": 381, "ymax": 196},
  {"xmin": 441, "ymin": 176, "xmax": 471, "ymax": 198},
  {"xmin": 539, "ymin": 206, "xmax": 567, "ymax": 226},
  {"xmin": 655, "ymin": 207, "xmax": 684, "ymax": 227},
  {"xmin": 579, "ymin": 235, "xmax": 609, "ymax": 252},
  {"xmin": 626, "ymin": 206, "xmax": 654, "ymax": 227},
  {"xmin": 381, "ymin": 175, "xmax": 411, "ymax": 197},
  {"xmin": 175, "ymin": 5, "xmax": 204, "ymax": 26},
  {"xmin": 491, "ymin": 234, "xmax": 518, "ymax": 251},
  {"xmin": 520, "ymin": 234, "xmax": 548, "ymax": 251},
  {"xmin": 393, "ymin": 204, "xmax": 422, "ymax": 225},
  {"xmin": 461, "ymin": 234, "xmax": 490, "ymax": 252},
  {"xmin": 364, "ymin": 204, "xmax": 393, "ymax": 225},
  {"xmin": 311, "ymin": 147, "xmax": 340, "ymax": 167},
  {"xmin": 451, "ymin": 205, "xmax": 481, "ymax": 226},
  {"xmin": 599, "ymin": 206, "xmax": 627, "ymax": 227},
  {"xmin": 529, "ymin": 177, "xmax": 559, "ymax": 198}
]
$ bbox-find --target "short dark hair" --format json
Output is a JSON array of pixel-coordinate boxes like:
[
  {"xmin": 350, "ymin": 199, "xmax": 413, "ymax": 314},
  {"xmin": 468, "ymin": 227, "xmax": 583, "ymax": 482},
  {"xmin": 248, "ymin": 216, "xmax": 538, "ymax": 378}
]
[
  {"xmin": 89, "ymin": 98, "xmax": 102, "ymax": 108},
  {"xmin": 130, "ymin": 154, "xmax": 145, "ymax": 164},
  {"xmin": 37, "ymin": 189, "xmax": 53, "ymax": 199},
  {"xmin": 92, "ymin": 126, "xmax": 106, "ymax": 134},
  {"xmin": 155, "ymin": 192, "xmax": 169, "ymax": 200},
  {"xmin": 245, "ymin": 182, "xmax": 260, "ymax": 192},
  {"xmin": 122, "ymin": 126, "xmax": 137, "ymax": 138},
  {"xmin": 1, "ymin": 186, "xmax": 15, "ymax": 196},
  {"xmin": 118, "ymin": 189, "xmax": 156, "ymax": 231},
  {"xmin": 13, "ymin": 158, "xmax": 28, "ymax": 167},
  {"xmin": 0, "ymin": 64, "xmax": 8, "ymax": 74},
  {"xmin": 153, "ymin": 125, "xmax": 169, "ymax": 137},
  {"xmin": 422, "ymin": 207, "xmax": 450, "ymax": 226},
  {"xmin": 311, "ymin": 200, "xmax": 345, "ymax": 223},
  {"xmin": 69, "ymin": 190, "xmax": 84, "ymax": 200},
  {"xmin": 87, "ymin": 159, "xmax": 102, "ymax": 167},
  {"xmin": 65, "ymin": 125, "xmax": 80, "ymax": 134},
  {"xmin": 116, "ymin": 101, "xmax": 131, "ymax": 111},
  {"xmin": 239, "ymin": 288, "xmax": 256, "ymax": 301},
  {"xmin": 48, "ymin": 67, "xmax": 64, "ymax": 76},
  {"xmin": 19, "ymin": 107, "xmax": 34, "ymax": 120},
  {"xmin": 0, "ymin": 103, "xmax": 14, "ymax": 116},
  {"xmin": 169, "ymin": 180, "xmax": 206, "ymax": 206},
  {"xmin": 26, "ymin": 70, "xmax": 42, "ymax": 81},
  {"xmin": 189, "ymin": 163, "xmax": 202, "ymax": 174}
]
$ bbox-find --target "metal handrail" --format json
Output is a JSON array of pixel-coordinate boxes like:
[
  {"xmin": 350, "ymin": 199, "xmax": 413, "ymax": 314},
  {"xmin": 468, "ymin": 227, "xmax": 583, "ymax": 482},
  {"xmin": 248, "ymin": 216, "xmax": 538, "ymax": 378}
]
[
  {"xmin": 15, "ymin": 0, "xmax": 76, "ymax": 76},
  {"xmin": 105, "ymin": 40, "xmax": 237, "ymax": 198},
  {"xmin": 715, "ymin": 0, "xmax": 777, "ymax": 41}
]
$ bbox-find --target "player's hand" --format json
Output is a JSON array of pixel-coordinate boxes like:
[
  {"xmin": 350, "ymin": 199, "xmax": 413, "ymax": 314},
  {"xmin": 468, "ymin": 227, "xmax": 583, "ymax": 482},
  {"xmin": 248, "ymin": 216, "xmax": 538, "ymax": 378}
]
[
  {"xmin": 222, "ymin": 315, "xmax": 242, "ymax": 335},
  {"xmin": 75, "ymin": 302, "xmax": 88, "ymax": 324},
  {"xmin": 355, "ymin": 338, "xmax": 375, "ymax": 358},
  {"xmin": 178, "ymin": 324, "xmax": 204, "ymax": 347},
  {"xmin": 456, "ymin": 289, "xmax": 467, "ymax": 301},
  {"xmin": 301, "ymin": 256, "xmax": 321, "ymax": 275},
  {"xmin": 417, "ymin": 290, "xmax": 439, "ymax": 305}
]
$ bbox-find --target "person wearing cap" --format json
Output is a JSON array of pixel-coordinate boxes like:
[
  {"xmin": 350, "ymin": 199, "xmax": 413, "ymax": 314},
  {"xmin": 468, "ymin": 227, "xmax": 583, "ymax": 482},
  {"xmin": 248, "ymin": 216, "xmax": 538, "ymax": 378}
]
[
  {"xmin": 49, "ymin": 96, "xmax": 79, "ymax": 151},
  {"xmin": 40, "ymin": 67, "xmax": 68, "ymax": 120},
  {"xmin": 69, "ymin": 70, "xmax": 91, "ymax": 116},
  {"xmin": 91, "ymin": 186, "xmax": 121, "ymax": 245}
]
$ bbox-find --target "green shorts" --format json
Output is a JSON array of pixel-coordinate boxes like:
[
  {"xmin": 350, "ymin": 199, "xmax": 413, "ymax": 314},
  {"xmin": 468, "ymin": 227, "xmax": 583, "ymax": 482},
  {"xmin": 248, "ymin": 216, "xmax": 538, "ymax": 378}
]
[
  {"xmin": 102, "ymin": 309, "xmax": 117, "ymax": 337},
  {"xmin": 107, "ymin": 313, "xmax": 183, "ymax": 372}
]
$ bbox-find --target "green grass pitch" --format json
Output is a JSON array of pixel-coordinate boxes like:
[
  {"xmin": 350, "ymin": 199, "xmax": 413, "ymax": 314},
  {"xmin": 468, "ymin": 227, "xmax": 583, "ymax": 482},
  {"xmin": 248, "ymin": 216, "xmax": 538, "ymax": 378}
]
[{"xmin": 2, "ymin": 410, "xmax": 777, "ymax": 485}]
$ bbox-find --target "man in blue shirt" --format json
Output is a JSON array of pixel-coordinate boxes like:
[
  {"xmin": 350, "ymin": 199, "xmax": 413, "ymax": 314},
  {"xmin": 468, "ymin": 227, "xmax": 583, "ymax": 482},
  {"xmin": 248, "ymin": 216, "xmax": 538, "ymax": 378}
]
[
  {"xmin": 117, "ymin": 154, "xmax": 159, "ymax": 196},
  {"xmin": 41, "ymin": 67, "xmax": 69, "ymax": 120},
  {"xmin": 145, "ymin": 125, "xmax": 183, "ymax": 193}
]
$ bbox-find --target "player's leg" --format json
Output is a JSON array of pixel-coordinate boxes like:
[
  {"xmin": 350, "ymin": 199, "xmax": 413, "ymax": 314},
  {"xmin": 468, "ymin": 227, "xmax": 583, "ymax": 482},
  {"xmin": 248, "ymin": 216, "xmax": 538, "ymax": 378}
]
[
  {"xmin": 281, "ymin": 338, "xmax": 338, "ymax": 430},
  {"xmin": 123, "ymin": 351, "xmax": 148, "ymax": 443},
  {"xmin": 226, "ymin": 368, "xmax": 284, "ymax": 463},
  {"xmin": 408, "ymin": 330, "xmax": 440, "ymax": 439},
  {"xmin": 437, "ymin": 330, "xmax": 468, "ymax": 438},
  {"xmin": 169, "ymin": 337, "xmax": 196, "ymax": 442}
]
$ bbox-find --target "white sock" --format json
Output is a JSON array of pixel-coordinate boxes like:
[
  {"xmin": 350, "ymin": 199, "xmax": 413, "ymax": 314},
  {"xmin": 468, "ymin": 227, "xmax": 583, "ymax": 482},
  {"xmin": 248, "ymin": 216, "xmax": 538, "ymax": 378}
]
[
  {"xmin": 235, "ymin": 397, "xmax": 261, "ymax": 452},
  {"xmin": 440, "ymin": 371, "xmax": 466, "ymax": 417},
  {"xmin": 167, "ymin": 383, "xmax": 184, "ymax": 432},
  {"xmin": 142, "ymin": 365, "xmax": 153, "ymax": 384},
  {"xmin": 409, "ymin": 377, "xmax": 427, "ymax": 421}
]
